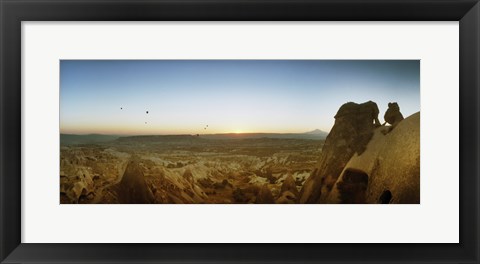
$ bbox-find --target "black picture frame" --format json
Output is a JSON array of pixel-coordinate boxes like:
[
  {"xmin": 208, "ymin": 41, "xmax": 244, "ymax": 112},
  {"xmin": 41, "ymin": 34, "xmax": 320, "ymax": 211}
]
[{"xmin": 1, "ymin": 0, "xmax": 479, "ymax": 263}]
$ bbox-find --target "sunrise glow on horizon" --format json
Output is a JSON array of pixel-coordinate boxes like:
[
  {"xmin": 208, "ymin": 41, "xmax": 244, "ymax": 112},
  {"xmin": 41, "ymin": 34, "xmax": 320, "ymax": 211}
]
[{"xmin": 60, "ymin": 60, "xmax": 420, "ymax": 135}]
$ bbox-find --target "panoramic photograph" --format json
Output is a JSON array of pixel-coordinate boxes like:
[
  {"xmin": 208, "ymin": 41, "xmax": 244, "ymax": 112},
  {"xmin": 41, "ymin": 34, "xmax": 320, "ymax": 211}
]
[{"xmin": 60, "ymin": 60, "xmax": 420, "ymax": 204}]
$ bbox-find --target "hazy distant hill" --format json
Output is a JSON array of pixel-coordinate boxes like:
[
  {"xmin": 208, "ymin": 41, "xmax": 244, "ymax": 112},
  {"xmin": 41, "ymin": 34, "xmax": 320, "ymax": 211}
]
[
  {"xmin": 61, "ymin": 130, "xmax": 328, "ymax": 145},
  {"xmin": 201, "ymin": 130, "xmax": 328, "ymax": 140},
  {"xmin": 60, "ymin": 134, "xmax": 119, "ymax": 145},
  {"xmin": 116, "ymin": 135, "xmax": 204, "ymax": 143}
]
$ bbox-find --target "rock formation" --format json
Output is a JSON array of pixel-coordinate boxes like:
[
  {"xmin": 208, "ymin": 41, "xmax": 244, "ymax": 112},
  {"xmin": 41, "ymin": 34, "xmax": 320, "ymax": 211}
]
[
  {"xmin": 383, "ymin": 102, "xmax": 404, "ymax": 127},
  {"xmin": 280, "ymin": 174, "xmax": 299, "ymax": 196},
  {"xmin": 60, "ymin": 167, "xmax": 95, "ymax": 203},
  {"xmin": 325, "ymin": 112, "xmax": 420, "ymax": 203},
  {"xmin": 298, "ymin": 101, "xmax": 380, "ymax": 203},
  {"xmin": 256, "ymin": 184, "xmax": 275, "ymax": 204},
  {"xmin": 275, "ymin": 174, "xmax": 299, "ymax": 203},
  {"xmin": 299, "ymin": 100, "xmax": 420, "ymax": 204}
]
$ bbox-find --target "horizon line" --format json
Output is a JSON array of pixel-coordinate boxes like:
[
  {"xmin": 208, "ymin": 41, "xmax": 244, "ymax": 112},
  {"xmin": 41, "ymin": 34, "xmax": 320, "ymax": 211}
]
[{"xmin": 60, "ymin": 130, "xmax": 330, "ymax": 136}]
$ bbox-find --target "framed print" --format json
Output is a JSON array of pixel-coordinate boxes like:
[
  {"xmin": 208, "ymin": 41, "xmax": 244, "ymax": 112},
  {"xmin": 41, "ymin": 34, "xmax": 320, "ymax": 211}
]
[
  {"xmin": 23, "ymin": 23, "xmax": 453, "ymax": 243},
  {"xmin": 1, "ymin": 0, "xmax": 479, "ymax": 263}
]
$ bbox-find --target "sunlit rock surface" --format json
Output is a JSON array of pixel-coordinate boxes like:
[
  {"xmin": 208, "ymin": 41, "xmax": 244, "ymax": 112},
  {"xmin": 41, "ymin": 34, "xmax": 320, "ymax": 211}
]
[{"xmin": 326, "ymin": 112, "xmax": 420, "ymax": 204}]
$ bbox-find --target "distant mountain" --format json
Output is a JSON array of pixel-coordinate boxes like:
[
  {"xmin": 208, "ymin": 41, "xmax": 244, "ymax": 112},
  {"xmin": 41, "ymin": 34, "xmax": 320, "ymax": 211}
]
[
  {"xmin": 60, "ymin": 134, "xmax": 119, "ymax": 145},
  {"xmin": 304, "ymin": 129, "xmax": 329, "ymax": 136}
]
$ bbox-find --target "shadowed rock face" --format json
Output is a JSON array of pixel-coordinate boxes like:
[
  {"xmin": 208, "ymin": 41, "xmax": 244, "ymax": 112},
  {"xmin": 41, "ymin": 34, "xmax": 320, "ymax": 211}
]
[
  {"xmin": 298, "ymin": 101, "xmax": 380, "ymax": 203},
  {"xmin": 336, "ymin": 169, "xmax": 369, "ymax": 203},
  {"xmin": 115, "ymin": 159, "xmax": 155, "ymax": 204}
]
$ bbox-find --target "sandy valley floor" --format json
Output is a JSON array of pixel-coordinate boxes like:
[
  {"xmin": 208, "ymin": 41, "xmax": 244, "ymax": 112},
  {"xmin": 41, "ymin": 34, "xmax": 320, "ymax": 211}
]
[{"xmin": 60, "ymin": 136, "xmax": 324, "ymax": 204}]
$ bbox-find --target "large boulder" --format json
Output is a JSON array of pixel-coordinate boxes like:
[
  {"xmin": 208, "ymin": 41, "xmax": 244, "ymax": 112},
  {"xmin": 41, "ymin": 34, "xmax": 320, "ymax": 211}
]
[
  {"xmin": 383, "ymin": 102, "xmax": 404, "ymax": 127},
  {"xmin": 280, "ymin": 174, "xmax": 299, "ymax": 196},
  {"xmin": 256, "ymin": 184, "xmax": 275, "ymax": 204},
  {"xmin": 325, "ymin": 112, "xmax": 420, "ymax": 203},
  {"xmin": 299, "ymin": 101, "xmax": 380, "ymax": 203}
]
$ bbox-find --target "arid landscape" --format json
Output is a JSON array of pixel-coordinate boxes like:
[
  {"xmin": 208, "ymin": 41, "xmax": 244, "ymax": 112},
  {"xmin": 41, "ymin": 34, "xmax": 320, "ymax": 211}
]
[{"xmin": 60, "ymin": 132, "xmax": 325, "ymax": 204}]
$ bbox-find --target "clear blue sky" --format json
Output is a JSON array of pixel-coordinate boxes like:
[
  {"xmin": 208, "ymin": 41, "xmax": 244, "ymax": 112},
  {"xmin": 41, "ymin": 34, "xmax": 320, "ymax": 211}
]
[{"xmin": 60, "ymin": 60, "xmax": 420, "ymax": 135}]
